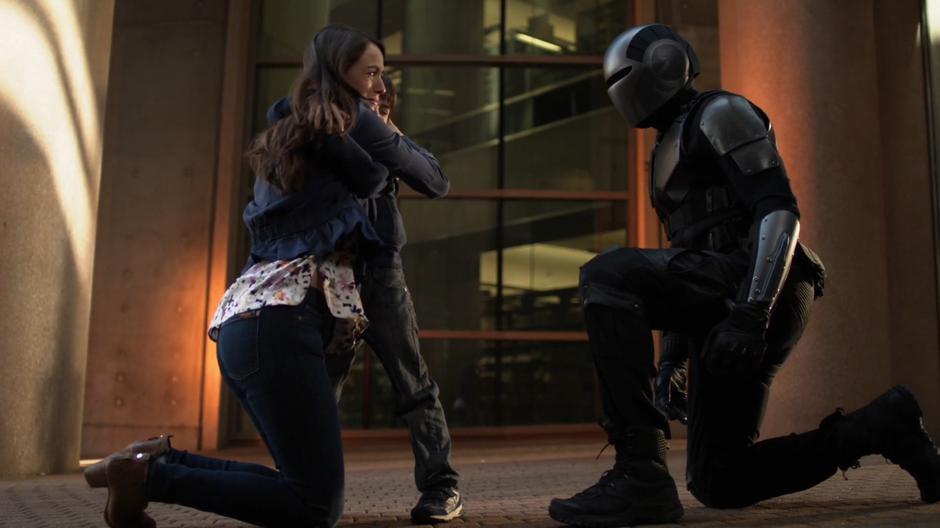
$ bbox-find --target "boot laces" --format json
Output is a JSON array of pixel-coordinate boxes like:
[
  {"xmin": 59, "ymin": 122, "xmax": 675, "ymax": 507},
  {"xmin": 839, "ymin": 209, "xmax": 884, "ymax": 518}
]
[
  {"xmin": 822, "ymin": 407, "xmax": 861, "ymax": 478},
  {"xmin": 572, "ymin": 469, "xmax": 628, "ymax": 499},
  {"xmin": 840, "ymin": 460, "xmax": 861, "ymax": 480}
]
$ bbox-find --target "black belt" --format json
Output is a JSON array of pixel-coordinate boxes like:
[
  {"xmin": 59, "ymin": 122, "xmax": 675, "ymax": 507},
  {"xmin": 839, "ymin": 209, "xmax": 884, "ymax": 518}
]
[{"xmin": 665, "ymin": 186, "xmax": 735, "ymax": 239}]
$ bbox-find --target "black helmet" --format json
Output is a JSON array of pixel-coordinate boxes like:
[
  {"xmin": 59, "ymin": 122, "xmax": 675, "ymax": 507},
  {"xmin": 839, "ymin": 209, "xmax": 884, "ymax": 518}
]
[{"xmin": 603, "ymin": 24, "xmax": 701, "ymax": 128}]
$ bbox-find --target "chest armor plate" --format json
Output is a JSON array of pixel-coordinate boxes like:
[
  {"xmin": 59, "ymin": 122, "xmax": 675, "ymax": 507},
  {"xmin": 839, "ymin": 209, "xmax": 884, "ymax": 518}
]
[{"xmin": 650, "ymin": 119, "xmax": 695, "ymax": 217}]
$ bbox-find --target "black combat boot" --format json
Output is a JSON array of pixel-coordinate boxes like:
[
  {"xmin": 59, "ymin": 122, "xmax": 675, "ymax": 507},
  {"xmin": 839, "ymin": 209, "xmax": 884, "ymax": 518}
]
[
  {"xmin": 548, "ymin": 427, "xmax": 683, "ymax": 527},
  {"xmin": 822, "ymin": 385, "xmax": 940, "ymax": 502}
]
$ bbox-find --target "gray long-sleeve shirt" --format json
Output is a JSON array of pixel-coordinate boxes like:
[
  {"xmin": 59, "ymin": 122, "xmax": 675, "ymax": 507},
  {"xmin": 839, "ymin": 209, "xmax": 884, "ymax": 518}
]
[{"xmin": 267, "ymin": 98, "xmax": 450, "ymax": 266}]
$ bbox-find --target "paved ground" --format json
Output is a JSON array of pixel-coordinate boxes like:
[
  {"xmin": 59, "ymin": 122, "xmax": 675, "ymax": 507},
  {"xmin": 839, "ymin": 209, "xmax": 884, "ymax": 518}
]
[{"xmin": 2, "ymin": 437, "xmax": 939, "ymax": 527}]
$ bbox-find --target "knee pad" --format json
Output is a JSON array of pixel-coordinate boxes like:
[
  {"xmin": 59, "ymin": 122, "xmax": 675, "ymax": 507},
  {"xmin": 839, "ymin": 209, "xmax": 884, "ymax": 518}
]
[
  {"xmin": 579, "ymin": 252, "xmax": 618, "ymax": 288},
  {"xmin": 579, "ymin": 249, "xmax": 653, "ymax": 314},
  {"xmin": 580, "ymin": 281, "xmax": 646, "ymax": 315}
]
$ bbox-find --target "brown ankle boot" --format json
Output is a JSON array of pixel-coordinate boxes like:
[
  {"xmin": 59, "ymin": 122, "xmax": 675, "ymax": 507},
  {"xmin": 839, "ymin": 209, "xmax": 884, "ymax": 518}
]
[
  {"xmin": 85, "ymin": 435, "xmax": 172, "ymax": 488},
  {"xmin": 104, "ymin": 452, "xmax": 155, "ymax": 528}
]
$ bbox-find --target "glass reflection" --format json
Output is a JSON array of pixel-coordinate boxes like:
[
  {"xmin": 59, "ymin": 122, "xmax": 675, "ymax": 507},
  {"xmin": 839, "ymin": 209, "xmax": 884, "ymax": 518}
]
[
  {"xmin": 382, "ymin": 0, "xmax": 501, "ymax": 55},
  {"xmin": 401, "ymin": 199, "xmax": 500, "ymax": 331},
  {"xmin": 401, "ymin": 200, "xmax": 625, "ymax": 332},
  {"xmin": 393, "ymin": 67, "xmax": 500, "ymax": 190},
  {"xmin": 253, "ymin": 68, "xmax": 299, "ymax": 133},
  {"xmin": 257, "ymin": 0, "xmax": 379, "ymax": 59},
  {"xmin": 495, "ymin": 201, "xmax": 626, "ymax": 331},
  {"xmin": 506, "ymin": 0, "xmax": 628, "ymax": 56},
  {"xmin": 504, "ymin": 68, "xmax": 627, "ymax": 191}
]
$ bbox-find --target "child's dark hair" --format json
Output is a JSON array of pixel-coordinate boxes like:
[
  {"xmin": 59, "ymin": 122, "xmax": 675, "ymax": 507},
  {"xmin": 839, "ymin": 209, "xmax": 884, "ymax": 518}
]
[{"xmin": 379, "ymin": 73, "xmax": 397, "ymax": 115}]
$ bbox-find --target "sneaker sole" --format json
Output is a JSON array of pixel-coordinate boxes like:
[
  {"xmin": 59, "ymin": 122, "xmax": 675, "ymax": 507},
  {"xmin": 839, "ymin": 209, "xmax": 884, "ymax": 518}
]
[{"xmin": 412, "ymin": 503, "xmax": 464, "ymax": 524}]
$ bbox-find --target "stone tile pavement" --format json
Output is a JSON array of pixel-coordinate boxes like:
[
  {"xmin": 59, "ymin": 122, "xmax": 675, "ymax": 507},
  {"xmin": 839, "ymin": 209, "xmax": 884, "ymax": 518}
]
[{"xmin": 2, "ymin": 437, "xmax": 939, "ymax": 527}]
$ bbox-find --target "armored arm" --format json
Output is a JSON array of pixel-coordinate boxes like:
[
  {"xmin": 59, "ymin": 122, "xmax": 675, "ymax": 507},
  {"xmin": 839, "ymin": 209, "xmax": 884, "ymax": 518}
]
[
  {"xmin": 699, "ymin": 94, "xmax": 800, "ymax": 312},
  {"xmin": 748, "ymin": 210, "xmax": 799, "ymax": 308},
  {"xmin": 698, "ymin": 94, "xmax": 801, "ymax": 374}
]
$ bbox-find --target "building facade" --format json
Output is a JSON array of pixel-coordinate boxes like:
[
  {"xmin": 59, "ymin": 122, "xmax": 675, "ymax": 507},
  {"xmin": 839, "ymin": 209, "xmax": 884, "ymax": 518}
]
[{"xmin": 2, "ymin": 0, "xmax": 939, "ymax": 475}]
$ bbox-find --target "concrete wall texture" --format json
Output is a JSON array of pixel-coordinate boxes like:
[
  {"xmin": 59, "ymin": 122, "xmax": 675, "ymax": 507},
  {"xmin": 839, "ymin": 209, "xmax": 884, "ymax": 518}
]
[
  {"xmin": 0, "ymin": 0, "xmax": 115, "ymax": 476},
  {"xmin": 81, "ymin": 0, "xmax": 229, "ymax": 458},
  {"xmin": 719, "ymin": 0, "xmax": 940, "ymax": 438}
]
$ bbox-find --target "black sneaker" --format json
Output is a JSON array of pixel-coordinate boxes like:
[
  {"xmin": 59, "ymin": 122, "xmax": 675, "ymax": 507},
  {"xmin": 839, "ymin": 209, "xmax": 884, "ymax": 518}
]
[
  {"xmin": 411, "ymin": 488, "xmax": 463, "ymax": 524},
  {"xmin": 549, "ymin": 467, "xmax": 683, "ymax": 527}
]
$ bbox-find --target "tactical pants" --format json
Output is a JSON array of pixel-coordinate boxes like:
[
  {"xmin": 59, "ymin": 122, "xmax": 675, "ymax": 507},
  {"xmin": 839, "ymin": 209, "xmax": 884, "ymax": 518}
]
[{"xmin": 580, "ymin": 246, "xmax": 836, "ymax": 507}]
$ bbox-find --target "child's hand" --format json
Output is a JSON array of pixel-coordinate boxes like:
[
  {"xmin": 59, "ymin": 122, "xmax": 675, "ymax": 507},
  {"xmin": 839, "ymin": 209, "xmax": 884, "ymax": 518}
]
[{"xmin": 386, "ymin": 118, "xmax": 404, "ymax": 136}]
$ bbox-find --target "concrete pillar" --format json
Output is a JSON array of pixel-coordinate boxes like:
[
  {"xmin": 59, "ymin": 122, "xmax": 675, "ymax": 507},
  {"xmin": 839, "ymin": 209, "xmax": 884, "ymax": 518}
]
[
  {"xmin": 717, "ymin": 0, "xmax": 940, "ymax": 437},
  {"xmin": 81, "ymin": 0, "xmax": 229, "ymax": 457},
  {"xmin": 874, "ymin": 0, "xmax": 940, "ymax": 433},
  {"xmin": 0, "ymin": 0, "xmax": 115, "ymax": 476}
]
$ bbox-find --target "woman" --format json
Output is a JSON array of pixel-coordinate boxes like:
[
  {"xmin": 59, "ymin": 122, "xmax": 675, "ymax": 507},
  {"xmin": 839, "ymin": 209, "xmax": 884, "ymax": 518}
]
[{"xmin": 88, "ymin": 26, "xmax": 429, "ymax": 528}]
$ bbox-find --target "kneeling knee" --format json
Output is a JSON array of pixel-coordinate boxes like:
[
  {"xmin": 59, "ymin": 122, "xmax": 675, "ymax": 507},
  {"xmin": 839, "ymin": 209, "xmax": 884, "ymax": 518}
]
[
  {"xmin": 325, "ymin": 491, "xmax": 344, "ymax": 527},
  {"xmin": 290, "ymin": 478, "xmax": 345, "ymax": 527},
  {"xmin": 687, "ymin": 466, "xmax": 755, "ymax": 509},
  {"xmin": 579, "ymin": 252, "xmax": 619, "ymax": 289},
  {"xmin": 580, "ymin": 248, "xmax": 654, "ymax": 291}
]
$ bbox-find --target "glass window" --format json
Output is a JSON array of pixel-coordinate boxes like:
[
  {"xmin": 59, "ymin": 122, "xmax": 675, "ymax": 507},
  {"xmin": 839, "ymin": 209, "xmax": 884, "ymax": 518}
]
[
  {"xmin": 334, "ymin": 338, "xmax": 598, "ymax": 429},
  {"xmin": 496, "ymin": 340, "xmax": 595, "ymax": 425},
  {"xmin": 401, "ymin": 199, "xmax": 625, "ymax": 332},
  {"xmin": 498, "ymin": 200, "xmax": 627, "ymax": 331},
  {"xmin": 401, "ymin": 199, "xmax": 500, "ymax": 331},
  {"xmin": 393, "ymin": 67, "xmax": 500, "ymax": 189},
  {"xmin": 503, "ymin": 67, "xmax": 627, "ymax": 191},
  {"xmin": 252, "ymin": 67, "xmax": 299, "ymax": 133},
  {"xmin": 347, "ymin": 339, "xmax": 595, "ymax": 428},
  {"xmin": 505, "ymin": 0, "xmax": 628, "ymax": 56},
  {"xmin": 421, "ymin": 340, "xmax": 595, "ymax": 427},
  {"xmin": 381, "ymin": 0, "xmax": 502, "ymax": 55},
  {"xmin": 257, "ymin": 0, "xmax": 379, "ymax": 59},
  {"xmin": 235, "ymin": 0, "xmax": 636, "ymax": 437},
  {"xmin": 336, "ymin": 343, "xmax": 377, "ymax": 429}
]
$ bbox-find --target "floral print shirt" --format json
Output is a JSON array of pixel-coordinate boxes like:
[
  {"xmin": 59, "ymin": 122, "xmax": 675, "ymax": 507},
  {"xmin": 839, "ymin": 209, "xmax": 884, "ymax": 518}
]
[{"xmin": 208, "ymin": 252, "xmax": 368, "ymax": 354}]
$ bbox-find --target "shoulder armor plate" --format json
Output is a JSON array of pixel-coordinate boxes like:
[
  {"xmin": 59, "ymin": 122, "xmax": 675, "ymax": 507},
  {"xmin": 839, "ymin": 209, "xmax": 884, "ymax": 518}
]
[
  {"xmin": 728, "ymin": 137, "xmax": 782, "ymax": 176},
  {"xmin": 699, "ymin": 95, "xmax": 768, "ymax": 155}
]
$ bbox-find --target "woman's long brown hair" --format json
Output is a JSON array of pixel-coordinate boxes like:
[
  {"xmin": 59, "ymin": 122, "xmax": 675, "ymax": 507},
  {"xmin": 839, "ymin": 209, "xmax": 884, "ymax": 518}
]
[{"xmin": 246, "ymin": 25, "xmax": 385, "ymax": 193}]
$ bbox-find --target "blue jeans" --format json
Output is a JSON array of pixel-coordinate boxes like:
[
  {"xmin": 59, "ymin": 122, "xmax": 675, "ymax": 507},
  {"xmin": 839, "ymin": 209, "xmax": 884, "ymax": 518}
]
[
  {"xmin": 327, "ymin": 263, "xmax": 459, "ymax": 493},
  {"xmin": 148, "ymin": 292, "xmax": 344, "ymax": 527}
]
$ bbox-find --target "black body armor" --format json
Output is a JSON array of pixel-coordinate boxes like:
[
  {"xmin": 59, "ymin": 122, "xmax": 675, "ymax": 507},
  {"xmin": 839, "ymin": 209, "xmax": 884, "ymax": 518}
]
[{"xmin": 649, "ymin": 91, "xmax": 756, "ymax": 252}]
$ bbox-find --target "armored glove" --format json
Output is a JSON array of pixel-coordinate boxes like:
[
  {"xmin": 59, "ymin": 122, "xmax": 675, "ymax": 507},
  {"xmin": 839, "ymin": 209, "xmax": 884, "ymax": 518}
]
[
  {"xmin": 702, "ymin": 302, "xmax": 770, "ymax": 376},
  {"xmin": 654, "ymin": 332, "xmax": 689, "ymax": 424}
]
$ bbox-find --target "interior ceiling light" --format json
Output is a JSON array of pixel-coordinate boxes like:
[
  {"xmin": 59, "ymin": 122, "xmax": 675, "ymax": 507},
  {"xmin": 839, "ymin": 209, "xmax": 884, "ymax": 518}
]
[{"xmin": 514, "ymin": 32, "xmax": 563, "ymax": 53}]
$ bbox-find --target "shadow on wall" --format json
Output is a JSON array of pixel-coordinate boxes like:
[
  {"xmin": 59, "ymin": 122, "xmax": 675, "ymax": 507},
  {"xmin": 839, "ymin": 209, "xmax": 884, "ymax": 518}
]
[
  {"xmin": 0, "ymin": 101, "xmax": 86, "ymax": 475},
  {"xmin": 0, "ymin": 0, "xmax": 104, "ymax": 283},
  {"xmin": 0, "ymin": 0, "xmax": 109, "ymax": 475}
]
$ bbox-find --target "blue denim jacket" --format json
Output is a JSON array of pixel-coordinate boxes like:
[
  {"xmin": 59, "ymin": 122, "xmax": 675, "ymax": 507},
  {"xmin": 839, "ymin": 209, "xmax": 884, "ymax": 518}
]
[
  {"xmin": 267, "ymin": 98, "xmax": 450, "ymax": 266},
  {"xmin": 243, "ymin": 112, "xmax": 389, "ymax": 265}
]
